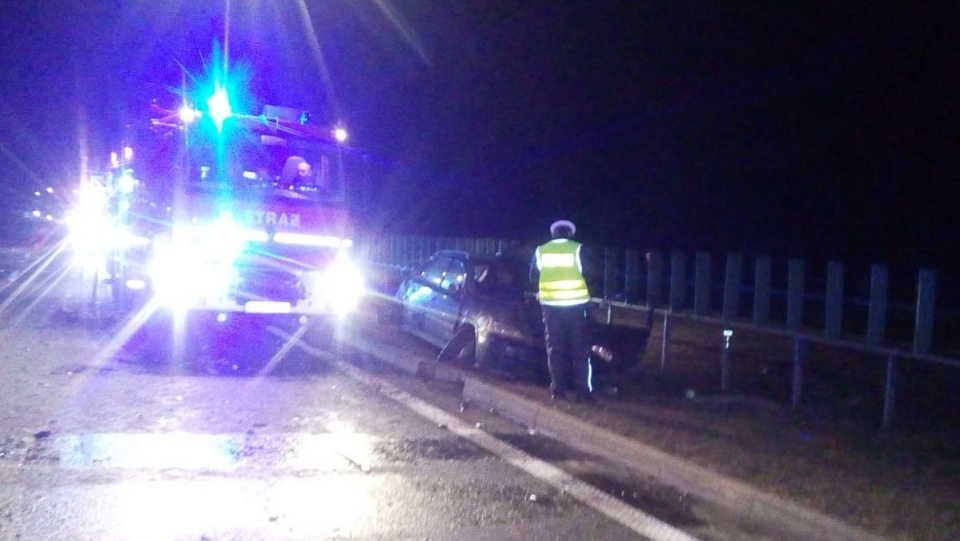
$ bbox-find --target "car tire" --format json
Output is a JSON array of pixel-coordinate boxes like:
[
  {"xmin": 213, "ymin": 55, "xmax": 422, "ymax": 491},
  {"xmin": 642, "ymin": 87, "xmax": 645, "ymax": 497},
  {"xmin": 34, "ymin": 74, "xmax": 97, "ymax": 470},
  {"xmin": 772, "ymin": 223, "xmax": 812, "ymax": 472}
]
[
  {"xmin": 437, "ymin": 326, "xmax": 476, "ymax": 364},
  {"xmin": 474, "ymin": 335, "xmax": 506, "ymax": 371}
]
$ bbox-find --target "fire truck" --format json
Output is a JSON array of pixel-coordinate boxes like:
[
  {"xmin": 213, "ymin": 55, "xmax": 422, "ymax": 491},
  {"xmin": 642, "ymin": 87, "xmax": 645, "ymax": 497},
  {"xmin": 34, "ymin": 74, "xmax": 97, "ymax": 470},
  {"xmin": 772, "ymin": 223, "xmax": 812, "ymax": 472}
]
[{"xmin": 64, "ymin": 92, "xmax": 365, "ymax": 353}]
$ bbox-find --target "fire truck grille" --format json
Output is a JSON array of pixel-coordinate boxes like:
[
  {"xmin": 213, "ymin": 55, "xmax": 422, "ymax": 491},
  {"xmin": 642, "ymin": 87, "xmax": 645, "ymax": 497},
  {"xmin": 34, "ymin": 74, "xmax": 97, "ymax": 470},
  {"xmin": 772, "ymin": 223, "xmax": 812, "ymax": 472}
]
[{"xmin": 233, "ymin": 269, "xmax": 303, "ymax": 304}]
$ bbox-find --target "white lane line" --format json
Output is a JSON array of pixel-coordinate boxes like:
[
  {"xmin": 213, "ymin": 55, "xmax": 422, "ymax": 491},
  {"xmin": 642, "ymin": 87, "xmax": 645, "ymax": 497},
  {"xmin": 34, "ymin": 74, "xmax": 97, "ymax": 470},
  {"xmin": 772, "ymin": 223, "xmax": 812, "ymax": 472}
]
[{"xmin": 341, "ymin": 362, "xmax": 701, "ymax": 541}]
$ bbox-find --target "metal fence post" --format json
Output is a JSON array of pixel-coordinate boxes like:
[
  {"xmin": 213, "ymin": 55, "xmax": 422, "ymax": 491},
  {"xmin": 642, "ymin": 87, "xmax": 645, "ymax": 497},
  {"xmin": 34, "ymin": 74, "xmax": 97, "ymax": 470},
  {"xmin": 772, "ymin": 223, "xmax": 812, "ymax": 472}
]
[
  {"xmin": 694, "ymin": 252, "xmax": 711, "ymax": 317},
  {"xmin": 913, "ymin": 268, "xmax": 937, "ymax": 356},
  {"xmin": 405, "ymin": 236, "xmax": 415, "ymax": 266},
  {"xmin": 721, "ymin": 329, "xmax": 733, "ymax": 393},
  {"xmin": 624, "ymin": 250, "xmax": 641, "ymax": 304},
  {"xmin": 603, "ymin": 247, "xmax": 616, "ymax": 300},
  {"xmin": 883, "ymin": 355, "xmax": 897, "ymax": 428},
  {"xmin": 669, "ymin": 251, "xmax": 686, "ymax": 312},
  {"xmin": 753, "ymin": 256, "xmax": 771, "ymax": 327},
  {"xmin": 421, "ymin": 236, "xmax": 432, "ymax": 265},
  {"xmin": 722, "ymin": 252, "xmax": 742, "ymax": 322},
  {"xmin": 787, "ymin": 259, "xmax": 805, "ymax": 332},
  {"xmin": 825, "ymin": 261, "xmax": 844, "ymax": 340},
  {"xmin": 485, "ymin": 237, "xmax": 497, "ymax": 255},
  {"xmin": 792, "ymin": 338, "xmax": 804, "ymax": 409},
  {"xmin": 647, "ymin": 251, "xmax": 664, "ymax": 309},
  {"xmin": 660, "ymin": 311, "xmax": 671, "ymax": 371},
  {"xmin": 867, "ymin": 263, "xmax": 888, "ymax": 347}
]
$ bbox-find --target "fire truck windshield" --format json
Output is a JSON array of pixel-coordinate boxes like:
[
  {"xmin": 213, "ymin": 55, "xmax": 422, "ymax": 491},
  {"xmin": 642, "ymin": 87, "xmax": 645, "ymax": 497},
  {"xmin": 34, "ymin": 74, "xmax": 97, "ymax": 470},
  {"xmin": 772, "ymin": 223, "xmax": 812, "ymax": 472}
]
[{"xmin": 132, "ymin": 119, "xmax": 348, "ymax": 206}]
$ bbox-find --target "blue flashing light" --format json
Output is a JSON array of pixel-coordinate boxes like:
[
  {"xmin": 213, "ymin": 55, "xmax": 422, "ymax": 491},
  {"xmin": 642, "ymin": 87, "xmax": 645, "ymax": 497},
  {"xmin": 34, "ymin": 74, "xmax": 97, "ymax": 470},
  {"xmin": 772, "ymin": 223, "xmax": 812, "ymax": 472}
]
[{"xmin": 206, "ymin": 82, "xmax": 233, "ymax": 131}]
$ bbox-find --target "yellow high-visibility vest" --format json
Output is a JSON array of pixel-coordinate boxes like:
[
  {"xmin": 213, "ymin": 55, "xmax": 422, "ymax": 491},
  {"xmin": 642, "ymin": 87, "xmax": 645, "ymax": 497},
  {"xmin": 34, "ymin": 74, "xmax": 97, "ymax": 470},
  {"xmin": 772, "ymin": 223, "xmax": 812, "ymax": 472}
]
[{"xmin": 536, "ymin": 239, "xmax": 590, "ymax": 306}]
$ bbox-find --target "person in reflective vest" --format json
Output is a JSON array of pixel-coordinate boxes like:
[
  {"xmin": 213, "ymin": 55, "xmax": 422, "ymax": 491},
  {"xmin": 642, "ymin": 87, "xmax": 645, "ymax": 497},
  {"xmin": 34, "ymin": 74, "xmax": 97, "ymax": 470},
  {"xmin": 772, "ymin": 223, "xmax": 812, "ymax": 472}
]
[{"xmin": 531, "ymin": 219, "xmax": 594, "ymax": 403}]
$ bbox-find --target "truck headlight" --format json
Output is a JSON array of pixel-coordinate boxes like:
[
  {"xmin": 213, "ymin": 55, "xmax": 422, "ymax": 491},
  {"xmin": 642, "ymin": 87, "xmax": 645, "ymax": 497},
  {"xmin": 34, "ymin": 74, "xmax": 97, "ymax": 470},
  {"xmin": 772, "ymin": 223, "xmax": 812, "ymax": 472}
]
[
  {"xmin": 309, "ymin": 256, "xmax": 364, "ymax": 315},
  {"xmin": 148, "ymin": 222, "xmax": 246, "ymax": 307}
]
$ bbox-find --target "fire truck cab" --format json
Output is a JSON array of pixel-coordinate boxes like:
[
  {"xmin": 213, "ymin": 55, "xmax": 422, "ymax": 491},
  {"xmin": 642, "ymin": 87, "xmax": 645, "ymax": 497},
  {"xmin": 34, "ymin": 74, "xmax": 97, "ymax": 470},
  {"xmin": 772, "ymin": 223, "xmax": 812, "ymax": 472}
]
[{"xmin": 65, "ymin": 100, "xmax": 365, "ymax": 342}]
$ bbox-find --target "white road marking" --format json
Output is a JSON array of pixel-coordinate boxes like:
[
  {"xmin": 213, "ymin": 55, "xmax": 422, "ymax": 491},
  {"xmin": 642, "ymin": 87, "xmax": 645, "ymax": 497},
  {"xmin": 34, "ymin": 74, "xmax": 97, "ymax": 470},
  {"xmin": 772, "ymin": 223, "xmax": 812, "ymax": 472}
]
[{"xmin": 340, "ymin": 361, "xmax": 702, "ymax": 541}]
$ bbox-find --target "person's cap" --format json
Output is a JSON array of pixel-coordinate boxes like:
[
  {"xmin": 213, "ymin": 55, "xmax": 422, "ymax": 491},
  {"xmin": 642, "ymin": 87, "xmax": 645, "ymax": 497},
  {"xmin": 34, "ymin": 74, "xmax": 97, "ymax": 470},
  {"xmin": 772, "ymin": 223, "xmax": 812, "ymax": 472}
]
[{"xmin": 550, "ymin": 219, "xmax": 576, "ymax": 236}]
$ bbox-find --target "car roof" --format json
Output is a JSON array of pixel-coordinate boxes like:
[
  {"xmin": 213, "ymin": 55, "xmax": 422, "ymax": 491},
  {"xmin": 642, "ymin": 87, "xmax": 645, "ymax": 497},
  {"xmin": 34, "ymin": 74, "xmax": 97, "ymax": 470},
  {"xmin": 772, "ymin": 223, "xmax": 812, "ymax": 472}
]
[{"xmin": 433, "ymin": 248, "xmax": 532, "ymax": 265}]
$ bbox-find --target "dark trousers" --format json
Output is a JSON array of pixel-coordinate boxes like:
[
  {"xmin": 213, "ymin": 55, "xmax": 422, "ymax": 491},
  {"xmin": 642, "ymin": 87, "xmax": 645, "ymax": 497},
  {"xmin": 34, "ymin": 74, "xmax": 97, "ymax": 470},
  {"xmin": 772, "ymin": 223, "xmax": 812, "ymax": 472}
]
[{"xmin": 541, "ymin": 303, "xmax": 592, "ymax": 397}]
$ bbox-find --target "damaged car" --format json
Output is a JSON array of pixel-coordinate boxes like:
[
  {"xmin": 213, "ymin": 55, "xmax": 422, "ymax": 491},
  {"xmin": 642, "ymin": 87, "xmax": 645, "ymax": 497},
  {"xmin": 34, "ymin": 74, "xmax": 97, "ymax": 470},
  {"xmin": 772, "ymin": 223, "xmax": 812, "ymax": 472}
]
[{"xmin": 395, "ymin": 248, "xmax": 651, "ymax": 384}]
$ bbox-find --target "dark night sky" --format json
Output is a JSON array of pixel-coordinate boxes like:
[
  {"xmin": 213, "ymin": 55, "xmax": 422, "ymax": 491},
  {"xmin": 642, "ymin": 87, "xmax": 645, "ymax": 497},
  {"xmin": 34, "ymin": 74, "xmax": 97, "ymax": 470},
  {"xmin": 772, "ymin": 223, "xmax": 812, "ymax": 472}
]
[{"xmin": 1, "ymin": 2, "xmax": 959, "ymax": 281}]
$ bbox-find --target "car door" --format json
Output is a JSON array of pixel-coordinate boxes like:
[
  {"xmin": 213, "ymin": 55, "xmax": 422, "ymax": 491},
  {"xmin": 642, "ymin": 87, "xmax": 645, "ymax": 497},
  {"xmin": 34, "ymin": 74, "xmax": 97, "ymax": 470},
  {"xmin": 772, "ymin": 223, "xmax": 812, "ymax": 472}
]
[
  {"xmin": 399, "ymin": 255, "xmax": 449, "ymax": 345},
  {"xmin": 424, "ymin": 256, "xmax": 468, "ymax": 344}
]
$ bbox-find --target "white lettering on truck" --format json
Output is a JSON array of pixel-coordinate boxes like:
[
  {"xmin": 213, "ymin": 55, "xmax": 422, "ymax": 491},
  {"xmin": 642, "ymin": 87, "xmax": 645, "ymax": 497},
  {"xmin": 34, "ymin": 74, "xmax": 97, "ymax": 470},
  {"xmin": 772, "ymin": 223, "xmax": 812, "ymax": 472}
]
[{"xmin": 246, "ymin": 210, "xmax": 301, "ymax": 228}]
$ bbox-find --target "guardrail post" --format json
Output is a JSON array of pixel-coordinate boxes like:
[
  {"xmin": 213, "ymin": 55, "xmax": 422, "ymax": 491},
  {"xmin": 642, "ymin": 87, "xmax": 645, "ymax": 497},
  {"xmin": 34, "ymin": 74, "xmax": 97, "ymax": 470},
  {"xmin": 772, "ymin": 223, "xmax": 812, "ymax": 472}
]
[
  {"xmin": 624, "ymin": 250, "xmax": 641, "ymax": 304},
  {"xmin": 866, "ymin": 263, "xmax": 888, "ymax": 347},
  {"xmin": 913, "ymin": 268, "xmax": 937, "ymax": 355},
  {"xmin": 792, "ymin": 338, "xmax": 804, "ymax": 409},
  {"xmin": 694, "ymin": 252, "xmax": 711, "ymax": 317},
  {"xmin": 883, "ymin": 355, "xmax": 896, "ymax": 428},
  {"xmin": 753, "ymin": 256, "xmax": 771, "ymax": 327},
  {"xmin": 660, "ymin": 311, "xmax": 671, "ymax": 371},
  {"xmin": 787, "ymin": 259, "xmax": 805, "ymax": 332},
  {"xmin": 825, "ymin": 261, "xmax": 844, "ymax": 340},
  {"xmin": 603, "ymin": 247, "xmax": 616, "ymax": 300},
  {"xmin": 722, "ymin": 252, "xmax": 742, "ymax": 322},
  {"xmin": 669, "ymin": 251, "xmax": 686, "ymax": 312},
  {"xmin": 721, "ymin": 329, "xmax": 733, "ymax": 393},
  {"xmin": 647, "ymin": 251, "xmax": 664, "ymax": 309}
]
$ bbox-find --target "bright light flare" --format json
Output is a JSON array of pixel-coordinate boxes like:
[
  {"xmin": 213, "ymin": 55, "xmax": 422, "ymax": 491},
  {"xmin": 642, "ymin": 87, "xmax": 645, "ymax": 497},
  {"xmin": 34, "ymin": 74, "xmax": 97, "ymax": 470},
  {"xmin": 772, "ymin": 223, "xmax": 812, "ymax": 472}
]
[
  {"xmin": 149, "ymin": 218, "xmax": 250, "ymax": 308},
  {"xmin": 179, "ymin": 105, "xmax": 201, "ymax": 124},
  {"xmin": 310, "ymin": 254, "xmax": 364, "ymax": 315},
  {"xmin": 207, "ymin": 82, "xmax": 233, "ymax": 131},
  {"xmin": 117, "ymin": 173, "xmax": 136, "ymax": 194},
  {"xmin": 65, "ymin": 181, "xmax": 113, "ymax": 269},
  {"xmin": 333, "ymin": 127, "xmax": 348, "ymax": 143}
]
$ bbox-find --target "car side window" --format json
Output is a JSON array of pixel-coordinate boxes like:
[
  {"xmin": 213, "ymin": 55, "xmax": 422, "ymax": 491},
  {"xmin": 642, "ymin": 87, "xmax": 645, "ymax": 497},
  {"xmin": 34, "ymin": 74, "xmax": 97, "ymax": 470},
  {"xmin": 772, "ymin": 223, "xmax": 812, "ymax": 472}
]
[{"xmin": 440, "ymin": 259, "xmax": 467, "ymax": 294}]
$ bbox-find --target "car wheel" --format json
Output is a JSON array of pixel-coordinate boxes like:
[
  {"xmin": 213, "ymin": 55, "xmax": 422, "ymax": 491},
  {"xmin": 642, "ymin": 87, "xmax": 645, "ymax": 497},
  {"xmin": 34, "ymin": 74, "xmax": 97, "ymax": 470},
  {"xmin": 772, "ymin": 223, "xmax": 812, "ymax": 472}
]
[
  {"xmin": 437, "ymin": 326, "xmax": 476, "ymax": 364},
  {"xmin": 474, "ymin": 335, "xmax": 506, "ymax": 370}
]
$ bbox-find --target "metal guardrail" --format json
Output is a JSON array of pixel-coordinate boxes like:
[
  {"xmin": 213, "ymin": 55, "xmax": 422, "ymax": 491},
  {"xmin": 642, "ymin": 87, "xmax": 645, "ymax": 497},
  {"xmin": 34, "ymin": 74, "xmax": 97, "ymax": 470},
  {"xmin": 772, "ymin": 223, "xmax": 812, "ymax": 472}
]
[{"xmin": 355, "ymin": 233, "xmax": 960, "ymax": 427}]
